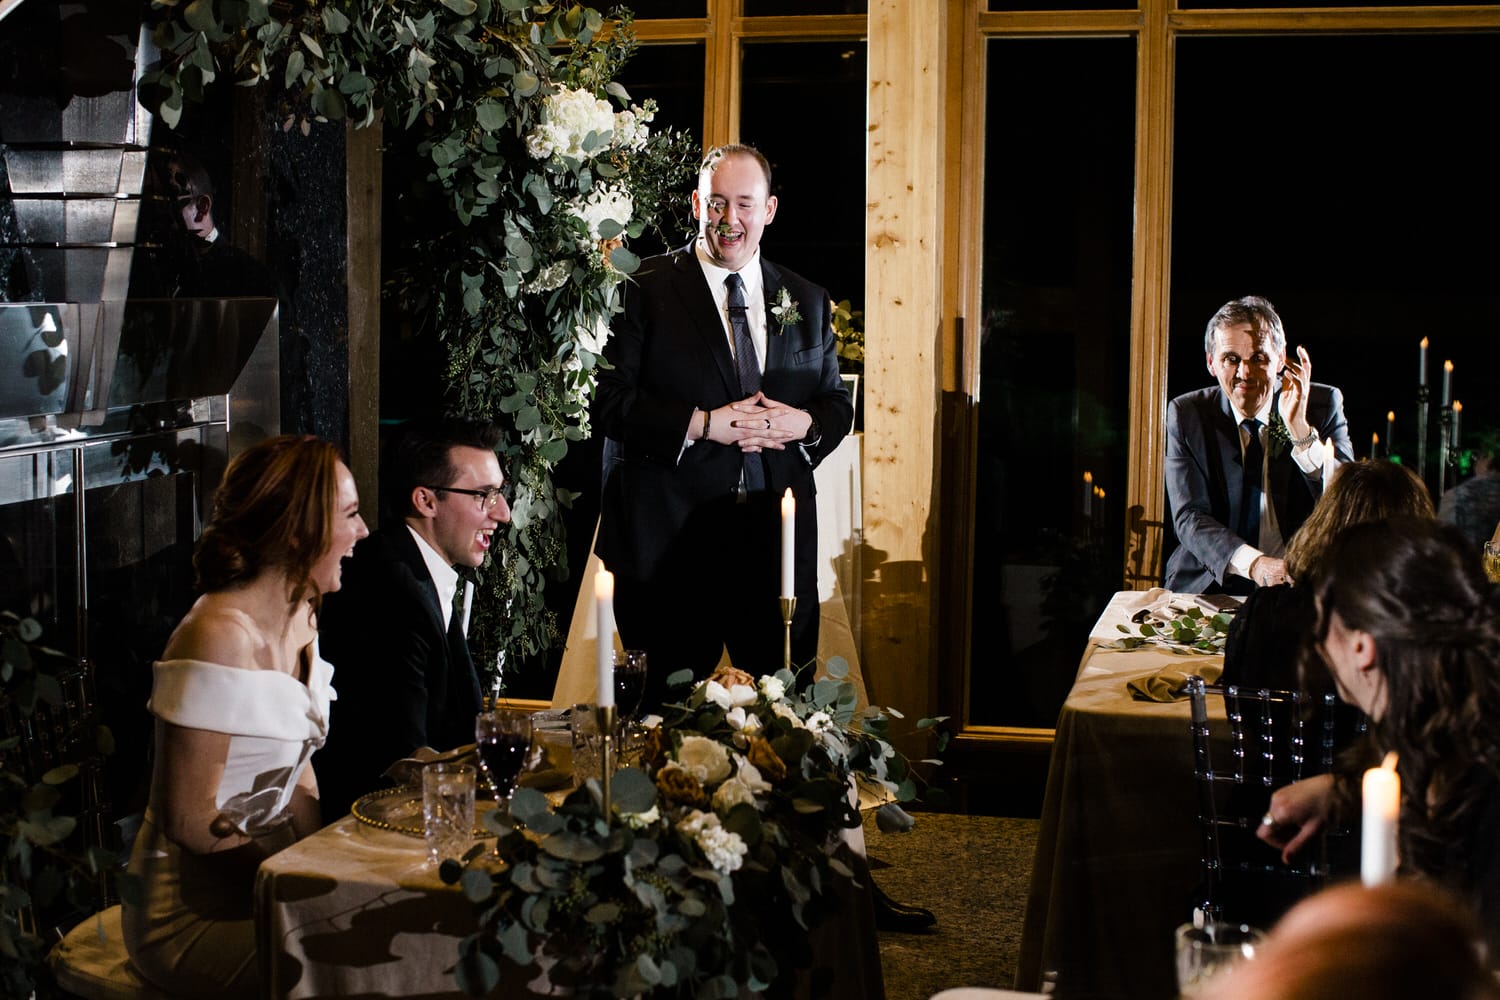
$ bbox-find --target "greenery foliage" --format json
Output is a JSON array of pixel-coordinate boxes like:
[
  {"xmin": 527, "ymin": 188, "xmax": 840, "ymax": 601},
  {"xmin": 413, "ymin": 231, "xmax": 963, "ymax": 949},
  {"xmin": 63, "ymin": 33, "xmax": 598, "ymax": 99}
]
[
  {"xmin": 443, "ymin": 661, "xmax": 946, "ymax": 998},
  {"xmin": 141, "ymin": 0, "xmax": 701, "ymax": 677},
  {"xmin": 829, "ymin": 298, "xmax": 863, "ymax": 374},
  {"xmin": 1112, "ymin": 605, "xmax": 1232, "ymax": 654},
  {"xmin": 1, "ymin": 613, "xmax": 126, "ymax": 997}
]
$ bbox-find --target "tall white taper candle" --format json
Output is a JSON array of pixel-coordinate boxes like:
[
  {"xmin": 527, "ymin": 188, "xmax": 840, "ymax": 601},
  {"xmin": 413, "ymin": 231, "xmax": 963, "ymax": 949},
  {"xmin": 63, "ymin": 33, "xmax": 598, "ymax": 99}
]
[
  {"xmin": 595, "ymin": 568, "xmax": 615, "ymax": 707},
  {"xmin": 780, "ymin": 488, "xmax": 795, "ymax": 600},
  {"xmin": 1361, "ymin": 751, "xmax": 1400, "ymax": 887}
]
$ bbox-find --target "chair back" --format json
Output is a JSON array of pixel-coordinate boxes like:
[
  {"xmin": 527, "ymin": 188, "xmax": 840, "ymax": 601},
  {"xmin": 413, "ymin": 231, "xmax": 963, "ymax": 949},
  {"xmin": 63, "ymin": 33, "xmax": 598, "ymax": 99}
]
[{"xmin": 1187, "ymin": 675, "xmax": 1365, "ymax": 925}]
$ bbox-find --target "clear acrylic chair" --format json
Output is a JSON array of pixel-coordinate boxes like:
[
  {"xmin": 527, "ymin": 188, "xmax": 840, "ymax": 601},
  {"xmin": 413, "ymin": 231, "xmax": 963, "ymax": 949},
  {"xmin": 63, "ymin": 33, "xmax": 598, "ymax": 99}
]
[{"xmin": 1186, "ymin": 675, "xmax": 1364, "ymax": 926}]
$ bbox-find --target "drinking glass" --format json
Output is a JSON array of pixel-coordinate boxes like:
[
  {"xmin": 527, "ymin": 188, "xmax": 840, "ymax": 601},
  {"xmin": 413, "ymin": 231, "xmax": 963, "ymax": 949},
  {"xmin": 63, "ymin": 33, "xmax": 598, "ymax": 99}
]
[
  {"xmin": 1483, "ymin": 540, "xmax": 1500, "ymax": 584},
  {"xmin": 1175, "ymin": 920, "xmax": 1262, "ymax": 992},
  {"xmin": 422, "ymin": 762, "xmax": 475, "ymax": 866},
  {"xmin": 570, "ymin": 703, "xmax": 604, "ymax": 788},
  {"xmin": 613, "ymin": 649, "xmax": 648, "ymax": 726},
  {"xmin": 475, "ymin": 710, "xmax": 533, "ymax": 802}
]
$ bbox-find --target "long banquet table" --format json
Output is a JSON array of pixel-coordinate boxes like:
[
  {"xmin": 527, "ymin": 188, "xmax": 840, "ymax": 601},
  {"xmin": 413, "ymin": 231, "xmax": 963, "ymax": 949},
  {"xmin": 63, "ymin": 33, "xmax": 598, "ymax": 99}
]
[
  {"xmin": 1014, "ymin": 590, "xmax": 1227, "ymax": 1000},
  {"xmin": 257, "ymin": 800, "xmax": 885, "ymax": 999}
]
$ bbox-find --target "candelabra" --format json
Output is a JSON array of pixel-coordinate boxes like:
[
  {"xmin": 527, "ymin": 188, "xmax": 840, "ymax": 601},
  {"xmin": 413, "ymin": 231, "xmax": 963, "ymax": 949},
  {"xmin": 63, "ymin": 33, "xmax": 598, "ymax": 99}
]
[
  {"xmin": 1415, "ymin": 384, "xmax": 1430, "ymax": 483},
  {"xmin": 594, "ymin": 703, "xmax": 616, "ymax": 823},
  {"xmin": 780, "ymin": 596, "xmax": 797, "ymax": 670}
]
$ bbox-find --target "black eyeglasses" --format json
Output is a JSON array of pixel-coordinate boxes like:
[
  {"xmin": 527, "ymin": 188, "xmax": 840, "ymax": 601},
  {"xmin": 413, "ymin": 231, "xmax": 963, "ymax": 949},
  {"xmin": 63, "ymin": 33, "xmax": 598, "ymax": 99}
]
[{"xmin": 430, "ymin": 485, "xmax": 510, "ymax": 512}]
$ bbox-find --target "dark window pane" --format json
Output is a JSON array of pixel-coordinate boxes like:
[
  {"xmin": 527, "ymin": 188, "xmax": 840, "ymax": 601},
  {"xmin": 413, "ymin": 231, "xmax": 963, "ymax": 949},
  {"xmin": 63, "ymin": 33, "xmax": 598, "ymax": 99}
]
[
  {"xmin": 624, "ymin": 0, "xmax": 707, "ymax": 16},
  {"xmin": 614, "ymin": 42, "xmax": 705, "ymax": 256},
  {"xmin": 1182, "ymin": 0, "xmax": 1497, "ymax": 9},
  {"xmin": 740, "ymin": 41, "xmax": 867, "ymax": 311},
  {"xmin": 1170, "ymin": 36, "xmax": 1500, "ymax": 497},
  {"xmin": 989, "ymin": 0, "xmax": 1135, "ymax": 12},
  {"xmin": 972, "ymin": 37, "xmax": 1136, "ymax": 729},
  {"xmin": 745, "ymin": 0, "xmax": 866, "ymax": 13}
]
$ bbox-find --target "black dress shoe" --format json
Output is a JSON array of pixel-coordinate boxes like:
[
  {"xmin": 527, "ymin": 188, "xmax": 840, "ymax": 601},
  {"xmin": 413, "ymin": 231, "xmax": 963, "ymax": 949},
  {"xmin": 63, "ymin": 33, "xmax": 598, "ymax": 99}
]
[{"xmin": 871, "ymin": 882, "xmax": 936, "ymax": 933}]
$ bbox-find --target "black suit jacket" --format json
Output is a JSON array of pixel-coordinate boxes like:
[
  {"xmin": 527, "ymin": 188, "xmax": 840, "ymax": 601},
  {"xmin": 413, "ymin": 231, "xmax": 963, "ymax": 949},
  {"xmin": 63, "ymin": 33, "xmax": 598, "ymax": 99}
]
[
  {"xmin": 312, "ymin": 526, "xmax": 483, "ymax": 818},
  {"xmin": 1164, "ymin": 383, "xmax": 1354, "ymax": 594},
  {"xmin": 592, "ymin": 246, "xmax": 853, "ymax": 583}
]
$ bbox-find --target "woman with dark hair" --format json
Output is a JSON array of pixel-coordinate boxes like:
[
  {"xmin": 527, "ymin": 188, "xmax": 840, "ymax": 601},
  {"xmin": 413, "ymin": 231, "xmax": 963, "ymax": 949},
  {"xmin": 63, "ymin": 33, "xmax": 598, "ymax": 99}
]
[
  {"xmin": 122, "ymin": 435, "xmax": 368, "ymax": 998},
  {"xmin": 1259, "ymin": 517, "xmax": 1500, "ymax": 950},
  {"xmin": 1223, "ymin": 459, "xmax": 1435, "ymax": 690}
]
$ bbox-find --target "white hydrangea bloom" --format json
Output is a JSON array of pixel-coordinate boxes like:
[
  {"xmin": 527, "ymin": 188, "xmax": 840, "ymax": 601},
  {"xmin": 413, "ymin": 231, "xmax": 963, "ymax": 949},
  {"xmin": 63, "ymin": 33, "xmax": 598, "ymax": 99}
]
[
  {"xmin": 677, "ymin": 810, "xmax": 747, "ymax": 874},
  {"xmin": 758, "ymin": 675, "xmax": 786, "ymax": 702},
  {"xmin": 612, "ymin": 102, "xmax": 654, "ymax": 151},
  {"xmin": 675, "ymin": 734, "xmax": 732, "ymax": 785},
  {"xmin": 620, "ymin": 804, "xmax": 660, "ymax": 829},
  {"xmin": 525, "ymin": 87, "xmax": 616, "ymax": 161},
  {"xmin": 528, "ymin": 260, "xmax": 571, "ymax": 293},
  {"xmin": 566, "ymin": 184, "xmax": 633, "ymax": 241}
]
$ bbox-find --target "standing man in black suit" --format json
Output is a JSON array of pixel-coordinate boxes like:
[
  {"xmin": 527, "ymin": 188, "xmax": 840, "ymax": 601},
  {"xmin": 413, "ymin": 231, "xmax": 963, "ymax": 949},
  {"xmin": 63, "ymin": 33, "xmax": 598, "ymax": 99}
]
[
  {"xmin": 313, "ymin": 418, "xmax": 509, "ymax": 819},
  {"xmin": 593, "ymin": 143, "xmax": 853, "ymax": 710},
  {"xmin": 1166, "ymin": 296, "xmax": 1355, "ymax": 595}
]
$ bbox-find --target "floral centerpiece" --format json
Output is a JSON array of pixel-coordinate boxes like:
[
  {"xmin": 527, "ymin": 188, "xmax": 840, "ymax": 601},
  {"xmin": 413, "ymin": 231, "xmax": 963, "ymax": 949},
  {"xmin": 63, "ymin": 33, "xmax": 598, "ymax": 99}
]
[{"xmin": 444, "ymin": 660, "xmax": 945, "ymax": 998}]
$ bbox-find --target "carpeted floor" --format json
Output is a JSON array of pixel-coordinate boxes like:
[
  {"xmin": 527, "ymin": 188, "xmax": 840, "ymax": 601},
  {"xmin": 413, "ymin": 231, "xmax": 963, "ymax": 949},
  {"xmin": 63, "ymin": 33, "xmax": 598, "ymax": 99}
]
[{"xmin": 865, "ymin": 812, "xmax": 1041, "ymax": 1000}]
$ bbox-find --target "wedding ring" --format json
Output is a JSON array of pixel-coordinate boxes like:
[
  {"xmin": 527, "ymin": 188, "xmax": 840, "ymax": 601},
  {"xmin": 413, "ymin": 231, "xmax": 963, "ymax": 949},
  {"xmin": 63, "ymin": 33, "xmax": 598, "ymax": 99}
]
[{"xmin": 1261, "ymin": 812, "xmax": 1276, "ymax": 827}]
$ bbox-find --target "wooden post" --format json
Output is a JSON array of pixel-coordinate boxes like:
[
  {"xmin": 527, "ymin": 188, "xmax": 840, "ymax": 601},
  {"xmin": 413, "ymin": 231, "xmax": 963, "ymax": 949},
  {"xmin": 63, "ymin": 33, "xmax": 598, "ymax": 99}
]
[
  {"xmin": 346, "ymin": 120, "xmax": 382, "ymax": 524},
  {"xmin": 862, "ymin": 0, "xmax": 949, "ymax": 721}
]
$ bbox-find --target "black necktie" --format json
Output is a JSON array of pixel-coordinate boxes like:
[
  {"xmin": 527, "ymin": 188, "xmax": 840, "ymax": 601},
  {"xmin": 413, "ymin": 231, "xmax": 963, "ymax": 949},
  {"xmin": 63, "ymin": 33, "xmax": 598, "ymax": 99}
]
[
  {"xmin": 1238, "ymin": 418, "xmax": 1263, "ymax": 544},
  {"xmin": 725, "ymin": 272, "xmax": 766, "ymax": 492}
]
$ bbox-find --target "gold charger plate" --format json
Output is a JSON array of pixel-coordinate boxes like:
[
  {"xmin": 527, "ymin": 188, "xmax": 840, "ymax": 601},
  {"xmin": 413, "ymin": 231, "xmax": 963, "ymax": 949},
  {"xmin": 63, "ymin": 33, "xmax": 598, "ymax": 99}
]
[{"xmin": 350, "ymin": 786, "xmax": 493, "ymax": 838}]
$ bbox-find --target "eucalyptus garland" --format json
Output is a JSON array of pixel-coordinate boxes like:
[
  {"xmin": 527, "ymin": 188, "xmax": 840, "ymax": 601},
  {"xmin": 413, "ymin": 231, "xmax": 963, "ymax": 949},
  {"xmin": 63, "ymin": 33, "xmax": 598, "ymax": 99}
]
[{"xmin": 141, "ymin": 1, "xmax": 699, "ymax": 683}]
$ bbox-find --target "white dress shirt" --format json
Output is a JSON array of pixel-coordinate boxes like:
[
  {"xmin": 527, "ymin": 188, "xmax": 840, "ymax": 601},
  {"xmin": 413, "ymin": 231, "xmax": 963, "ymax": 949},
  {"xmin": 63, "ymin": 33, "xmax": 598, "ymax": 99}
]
[
  {"xmin": 407, "ymin": 525, "xmax": 471, "ymax": 635},
  {"xmin": 1227, "ymin": 398, "xmax": 1329, "ymax": 580}
]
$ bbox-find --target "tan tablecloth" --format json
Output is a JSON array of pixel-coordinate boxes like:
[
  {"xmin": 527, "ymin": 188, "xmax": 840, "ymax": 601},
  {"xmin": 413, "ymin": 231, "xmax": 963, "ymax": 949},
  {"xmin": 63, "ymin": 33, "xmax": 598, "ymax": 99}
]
[
  {"xmin": 1014, "ymin": 590, "xmax": 1226, "ymax": 1000},
  {"xmin": 553, "ymin": 433, "xmax": 868, "ymax": 710},
  {"xmin": 257, "ymin": 806, "xmax": 884, "ymax": 999}
]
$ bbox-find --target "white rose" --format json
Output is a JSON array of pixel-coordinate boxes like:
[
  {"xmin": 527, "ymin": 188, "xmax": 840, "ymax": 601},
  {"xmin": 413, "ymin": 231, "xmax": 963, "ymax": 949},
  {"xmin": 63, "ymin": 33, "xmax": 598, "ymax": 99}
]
[
  {"xmin": 725, "ymin": 683, "xmax": 757, "ymax": 708},
  {"xmin": 565, "ymin": 184, "xmax": 633, "ymax": 242},
  {"xmin": 771, "ymin": 702, "xmax": 804, "ymax": 727},
  {"xmin": 711, "ymin": 776, "xmax": 756, "ymax": 813},
  {"xmin": 675, "ymin": 735, "xmax": 732, "ymax": 785},
  {"xmin": 724, "ymin": 706, "xmax": 762, "ymax": 736},
  {"xmin": 575, "ymin": 317, "xmax": 611, "ymax": 355},
  {"xmin": 734, "ymin": 756, "xmax": 771, "ymax": 795},
  {"xmin": 703, "ymin": 680, "xmax": 732, "ymax": 709},
  {"xmin": 758, "ymin": 675, "xmax": 786, "ymax": 702}
]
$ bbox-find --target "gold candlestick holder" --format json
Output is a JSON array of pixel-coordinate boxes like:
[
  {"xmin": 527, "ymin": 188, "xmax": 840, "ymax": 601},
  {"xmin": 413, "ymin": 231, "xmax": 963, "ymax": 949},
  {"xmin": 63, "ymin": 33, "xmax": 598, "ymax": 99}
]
[
  {"xmin": 780, "ymin": 596, "xmax": 797, "ymax": 670},
  {"xmin": 594, "ymin": 703, "xmax": 617, "ymax": 823}
]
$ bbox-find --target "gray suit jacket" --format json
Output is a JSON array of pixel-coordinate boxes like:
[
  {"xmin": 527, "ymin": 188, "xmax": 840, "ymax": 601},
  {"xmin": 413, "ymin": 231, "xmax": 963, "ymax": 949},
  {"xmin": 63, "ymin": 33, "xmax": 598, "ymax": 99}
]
[{"xmin": 1165, "ymin": 383, "xmax": 1353, "ymax": 593}]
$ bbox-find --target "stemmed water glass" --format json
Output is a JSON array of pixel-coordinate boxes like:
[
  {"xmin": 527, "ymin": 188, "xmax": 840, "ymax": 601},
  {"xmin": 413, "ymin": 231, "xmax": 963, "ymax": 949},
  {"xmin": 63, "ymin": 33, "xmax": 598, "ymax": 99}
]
[
  {"xmin": 613, "ymin": 650, "xmax": 648, "ymax": 736},
  {"xmin": 474, "ymin": 709, "xmax": 532, "ymax": 805}
]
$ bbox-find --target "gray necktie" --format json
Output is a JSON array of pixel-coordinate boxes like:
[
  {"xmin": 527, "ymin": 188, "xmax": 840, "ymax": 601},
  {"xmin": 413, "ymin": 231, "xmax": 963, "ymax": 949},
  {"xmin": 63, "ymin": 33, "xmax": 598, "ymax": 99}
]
[{"xmin": 725, "ymin": 272, "xmax": 766, "ymax": 491}]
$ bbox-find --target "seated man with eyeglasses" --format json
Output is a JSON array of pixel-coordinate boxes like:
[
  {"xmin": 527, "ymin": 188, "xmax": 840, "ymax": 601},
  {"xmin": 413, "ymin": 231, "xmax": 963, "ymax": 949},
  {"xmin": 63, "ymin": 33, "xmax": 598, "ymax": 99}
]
[{"xmin": 313, "ymin": 417, "xmax": 510, "ymax": 820}]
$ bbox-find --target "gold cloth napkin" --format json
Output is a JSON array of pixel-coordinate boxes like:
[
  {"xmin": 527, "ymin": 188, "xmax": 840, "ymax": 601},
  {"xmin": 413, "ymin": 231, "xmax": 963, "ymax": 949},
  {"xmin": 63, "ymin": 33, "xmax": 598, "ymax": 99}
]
[{"xmin": 1126, "ymin": 661, "xmax": 1224, "ymax": 702}]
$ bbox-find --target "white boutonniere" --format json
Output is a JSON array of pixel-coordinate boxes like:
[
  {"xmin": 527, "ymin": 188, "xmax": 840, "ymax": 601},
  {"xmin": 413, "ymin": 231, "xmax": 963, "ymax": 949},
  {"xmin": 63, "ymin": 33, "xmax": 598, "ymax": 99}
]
[{"xmin": 769, "ymin": 286, "xmax": 801, "ymax": 335}]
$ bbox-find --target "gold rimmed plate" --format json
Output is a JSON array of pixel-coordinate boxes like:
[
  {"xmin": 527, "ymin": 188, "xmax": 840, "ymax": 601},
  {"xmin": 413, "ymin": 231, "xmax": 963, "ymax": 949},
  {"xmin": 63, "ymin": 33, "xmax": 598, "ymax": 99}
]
[{"xmin": 350, "ymin": 786, "xmax": 492, "ymax": 838}]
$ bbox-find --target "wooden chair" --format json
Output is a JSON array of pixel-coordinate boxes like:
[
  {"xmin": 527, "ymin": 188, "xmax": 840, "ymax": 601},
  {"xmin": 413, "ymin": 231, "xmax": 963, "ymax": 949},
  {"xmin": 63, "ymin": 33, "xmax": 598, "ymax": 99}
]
[
  {"xmin": 47, "ymin": 905, "xmax": 176, "ymax": 1000},
  {"xmin": 1186, "ymin": 676, "xmax": 1364, "ymax": 926}
]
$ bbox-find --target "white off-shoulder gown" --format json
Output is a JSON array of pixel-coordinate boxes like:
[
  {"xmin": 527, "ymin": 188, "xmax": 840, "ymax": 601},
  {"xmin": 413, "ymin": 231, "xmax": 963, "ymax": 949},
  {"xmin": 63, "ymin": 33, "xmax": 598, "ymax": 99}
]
[{"xmin": 123, "ymin": 647, "xmax": 334, "ymax": 999}]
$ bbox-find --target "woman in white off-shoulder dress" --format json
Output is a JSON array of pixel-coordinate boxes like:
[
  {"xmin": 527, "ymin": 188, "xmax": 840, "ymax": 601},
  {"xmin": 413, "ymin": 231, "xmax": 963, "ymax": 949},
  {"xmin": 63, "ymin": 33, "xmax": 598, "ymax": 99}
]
[{"xmin": 122, "ymin": 435, "xmax": 368, "ymax": 998}]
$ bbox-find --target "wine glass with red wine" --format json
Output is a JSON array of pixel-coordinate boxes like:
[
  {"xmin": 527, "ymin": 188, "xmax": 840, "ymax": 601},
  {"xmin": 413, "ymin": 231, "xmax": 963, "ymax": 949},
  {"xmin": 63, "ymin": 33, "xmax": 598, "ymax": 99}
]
[
  {"xmin": 613, "ymin": 650, "xmax": 648, "ymax": 728},
  {"xmin": 474, "ymin": 710, "xmax": 532, "ymax": 803}
]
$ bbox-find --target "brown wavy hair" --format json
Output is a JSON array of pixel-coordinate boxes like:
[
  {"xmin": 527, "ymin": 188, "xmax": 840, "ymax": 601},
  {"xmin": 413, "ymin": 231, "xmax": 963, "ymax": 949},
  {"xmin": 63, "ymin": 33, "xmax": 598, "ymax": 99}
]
[
  {"xmin": 1311, "ymin": 517, "xmax": 1500, "ymax": 895},
  {"xmin": 193, "ymin": 435, "xmax": 344, "ymax": 607},
  {"xmin": 1283, "ymin": 459, "xmax": 1435, "ymax": 583}
]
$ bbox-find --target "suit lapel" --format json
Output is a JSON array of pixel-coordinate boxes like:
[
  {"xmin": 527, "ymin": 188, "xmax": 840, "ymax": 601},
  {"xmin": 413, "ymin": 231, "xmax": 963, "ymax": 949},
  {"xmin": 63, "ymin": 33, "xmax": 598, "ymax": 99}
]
[
  {"xmin": 391, "ymin": 528, "xmax": 446, "ymax": 636},
  {"xmin": 668, "ymin": 246, "xmax": 740, "ymax": 399},
  {"xmin": 762, "ymin": 258, "xmax": 789, "ymax": 374}
]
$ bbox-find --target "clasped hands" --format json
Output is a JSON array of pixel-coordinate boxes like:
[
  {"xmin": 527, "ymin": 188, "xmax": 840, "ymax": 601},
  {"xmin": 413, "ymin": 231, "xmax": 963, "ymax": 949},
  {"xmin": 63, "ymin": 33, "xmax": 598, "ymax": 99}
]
[{"xmin": 701, "ymin": 391, "xmax": 811, "ymax": 453}]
